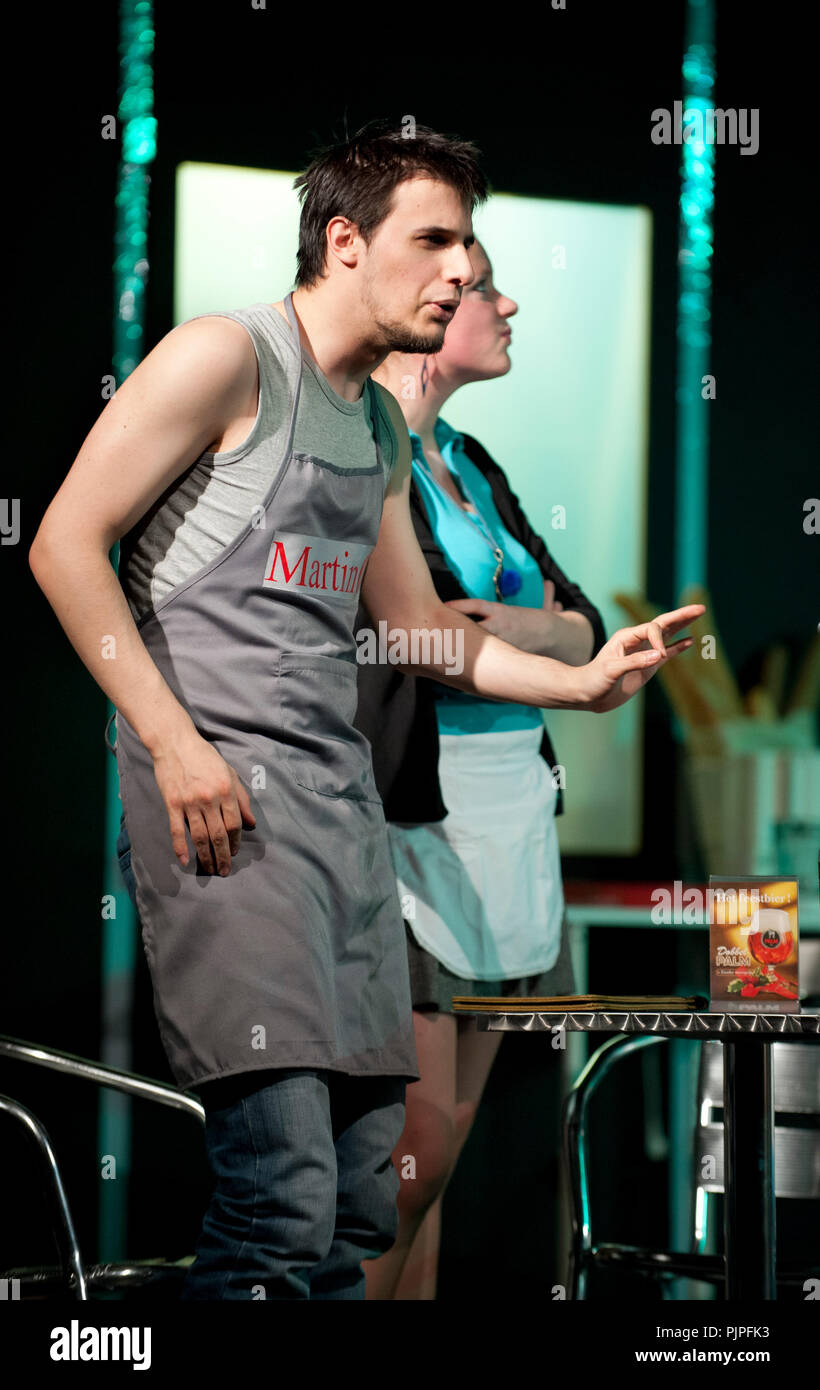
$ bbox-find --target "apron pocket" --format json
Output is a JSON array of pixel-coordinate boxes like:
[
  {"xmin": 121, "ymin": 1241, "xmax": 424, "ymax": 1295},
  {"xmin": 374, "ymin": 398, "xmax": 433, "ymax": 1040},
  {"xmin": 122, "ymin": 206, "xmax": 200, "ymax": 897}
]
[{"xmin": 277, "ymin": 651, "xmax": 381, "ymax": 802}]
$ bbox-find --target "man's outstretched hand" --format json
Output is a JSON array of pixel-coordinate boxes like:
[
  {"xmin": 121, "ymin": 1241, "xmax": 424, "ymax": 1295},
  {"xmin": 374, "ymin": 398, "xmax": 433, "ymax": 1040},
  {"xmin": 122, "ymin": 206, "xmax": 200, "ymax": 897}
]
[{"xmin": 581, "ymin": 604, "xmax": 705, "ymax": 712}]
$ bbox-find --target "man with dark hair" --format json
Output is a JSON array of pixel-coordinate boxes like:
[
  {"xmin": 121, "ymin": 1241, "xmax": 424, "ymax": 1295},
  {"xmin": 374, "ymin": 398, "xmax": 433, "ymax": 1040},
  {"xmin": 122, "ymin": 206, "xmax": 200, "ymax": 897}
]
[
  {"xmin": 292, "ymin": 119, "xmax": 489, "ymax": 290},
  {"xmin": 29, "ymin": 118, "xmax": 701, "ymax": 1299}
]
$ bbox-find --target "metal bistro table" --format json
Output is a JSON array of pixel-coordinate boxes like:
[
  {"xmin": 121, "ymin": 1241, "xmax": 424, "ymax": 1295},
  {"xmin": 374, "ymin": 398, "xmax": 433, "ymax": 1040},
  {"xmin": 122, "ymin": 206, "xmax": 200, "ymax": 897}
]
[{"xmin": 456, "ymin": 1003, "xmax": 820, "ymax": 1300}]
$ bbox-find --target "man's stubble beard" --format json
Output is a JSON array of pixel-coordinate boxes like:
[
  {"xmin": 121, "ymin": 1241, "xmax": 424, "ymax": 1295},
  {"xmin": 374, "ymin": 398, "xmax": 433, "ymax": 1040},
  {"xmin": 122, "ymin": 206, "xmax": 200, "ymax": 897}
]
[{"xmin": 363, "ymin": 276, "xmax": 446, "ymax": 355}]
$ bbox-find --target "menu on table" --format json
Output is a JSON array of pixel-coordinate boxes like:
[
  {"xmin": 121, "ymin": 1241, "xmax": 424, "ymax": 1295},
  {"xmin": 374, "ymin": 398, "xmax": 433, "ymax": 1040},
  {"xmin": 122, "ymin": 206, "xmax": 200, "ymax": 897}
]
[{"xmin": 709, "ymin": 875, "xmax": 800, "ymax": 1013}]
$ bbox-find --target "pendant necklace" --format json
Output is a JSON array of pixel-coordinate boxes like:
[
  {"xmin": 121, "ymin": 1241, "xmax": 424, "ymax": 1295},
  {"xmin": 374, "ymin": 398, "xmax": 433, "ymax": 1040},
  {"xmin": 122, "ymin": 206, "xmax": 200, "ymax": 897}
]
[{"xmin": 455, "ymin": 476, "xmax": 522, "ymax": 601}]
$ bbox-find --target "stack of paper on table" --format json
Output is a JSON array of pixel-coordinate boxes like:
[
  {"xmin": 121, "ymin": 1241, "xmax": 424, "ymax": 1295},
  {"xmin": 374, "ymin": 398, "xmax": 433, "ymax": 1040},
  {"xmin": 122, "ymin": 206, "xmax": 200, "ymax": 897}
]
[{"xmin": 451, "ymin": 994, "xmax": 703, "ymax": 1013}]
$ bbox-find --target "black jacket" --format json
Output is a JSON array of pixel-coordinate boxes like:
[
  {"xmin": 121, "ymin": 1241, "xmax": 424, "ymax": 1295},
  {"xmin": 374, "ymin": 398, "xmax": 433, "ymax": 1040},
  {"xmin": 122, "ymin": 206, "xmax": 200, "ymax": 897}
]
[{"xmin": 353, "ymin": 431, "xmax": 606, "ymax": 823}]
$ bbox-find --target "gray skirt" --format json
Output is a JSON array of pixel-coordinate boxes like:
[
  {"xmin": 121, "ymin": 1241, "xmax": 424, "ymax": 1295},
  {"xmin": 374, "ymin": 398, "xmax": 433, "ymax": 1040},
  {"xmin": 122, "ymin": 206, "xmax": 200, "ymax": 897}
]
[{"xmin": 405, "ymin": 908, "xmax": 577, "ymax": 1014}]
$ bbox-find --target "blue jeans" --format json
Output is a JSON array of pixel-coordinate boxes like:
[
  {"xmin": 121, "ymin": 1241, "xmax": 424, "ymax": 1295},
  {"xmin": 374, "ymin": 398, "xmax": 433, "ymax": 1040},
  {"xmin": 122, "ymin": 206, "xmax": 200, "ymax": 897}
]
[{"xmin": 116, "ymin": 813, "xmax": 406, "ymax": 1300}]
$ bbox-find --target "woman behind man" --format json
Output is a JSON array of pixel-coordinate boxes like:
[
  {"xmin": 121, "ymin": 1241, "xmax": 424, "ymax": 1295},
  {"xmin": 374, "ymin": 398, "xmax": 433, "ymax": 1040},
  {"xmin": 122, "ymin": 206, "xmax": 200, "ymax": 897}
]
[{"xmin": 356, "ymin": 240, "xmax": 605, "ymax": 1299}]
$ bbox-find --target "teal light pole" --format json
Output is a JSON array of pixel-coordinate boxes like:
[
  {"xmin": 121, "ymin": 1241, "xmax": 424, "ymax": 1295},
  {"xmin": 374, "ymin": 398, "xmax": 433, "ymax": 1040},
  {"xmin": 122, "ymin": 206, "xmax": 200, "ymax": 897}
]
[
  {"xmin": 674, "ymin": 0, "xmax": 715, "ymax": 597},
  {"xmin": 98, "ymin": 0, "xmax": 156, "ymax": 1271},
  {"xmin": 669, "ymin": 0, "xmax": 716, "ymax": 1302}
]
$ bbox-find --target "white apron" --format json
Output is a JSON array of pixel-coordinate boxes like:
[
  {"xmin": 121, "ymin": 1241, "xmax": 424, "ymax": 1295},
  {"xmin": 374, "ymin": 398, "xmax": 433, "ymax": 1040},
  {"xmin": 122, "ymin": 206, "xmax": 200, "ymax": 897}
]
[{"xmin": 387, "ymin": 725, "xmax": 564, "ymax": 979}]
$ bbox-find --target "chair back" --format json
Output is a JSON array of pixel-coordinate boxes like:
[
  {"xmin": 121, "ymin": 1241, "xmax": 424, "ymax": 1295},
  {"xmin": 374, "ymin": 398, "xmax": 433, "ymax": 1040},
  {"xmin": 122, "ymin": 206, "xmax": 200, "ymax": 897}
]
[{"xmin": 694, "ymin": 1040, "xmax": 820, "ymax": 1216}]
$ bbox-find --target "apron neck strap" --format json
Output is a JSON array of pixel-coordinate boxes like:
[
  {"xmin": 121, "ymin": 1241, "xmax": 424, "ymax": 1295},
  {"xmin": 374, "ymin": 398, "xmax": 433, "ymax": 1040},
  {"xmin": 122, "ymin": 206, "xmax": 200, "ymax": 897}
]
[{"xmin": 284, "ymin": 289, "xmax": 299, "ymax": 340}]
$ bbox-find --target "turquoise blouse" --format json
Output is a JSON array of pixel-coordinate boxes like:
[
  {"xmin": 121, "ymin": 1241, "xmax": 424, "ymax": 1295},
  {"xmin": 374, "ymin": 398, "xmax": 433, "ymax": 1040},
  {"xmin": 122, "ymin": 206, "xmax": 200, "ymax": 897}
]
[{"xmin": 409, "ymin": 419, "xmax": 545, "ymax": 736}]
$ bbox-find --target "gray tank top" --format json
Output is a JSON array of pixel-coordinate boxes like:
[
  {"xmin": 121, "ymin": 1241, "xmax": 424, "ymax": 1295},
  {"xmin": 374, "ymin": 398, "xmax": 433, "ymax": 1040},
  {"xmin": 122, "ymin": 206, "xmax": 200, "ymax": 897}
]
[{"xmin": 119, "ymin": 301, "xmax": 398, "ymax": 622}]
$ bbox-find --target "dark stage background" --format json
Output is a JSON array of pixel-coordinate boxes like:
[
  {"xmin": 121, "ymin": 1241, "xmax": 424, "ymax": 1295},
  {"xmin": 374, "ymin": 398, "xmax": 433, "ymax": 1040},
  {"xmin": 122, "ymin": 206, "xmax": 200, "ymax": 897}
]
[{"xmin": 4, "ymin": 1, "xmax": 817, "ymax": 1299}]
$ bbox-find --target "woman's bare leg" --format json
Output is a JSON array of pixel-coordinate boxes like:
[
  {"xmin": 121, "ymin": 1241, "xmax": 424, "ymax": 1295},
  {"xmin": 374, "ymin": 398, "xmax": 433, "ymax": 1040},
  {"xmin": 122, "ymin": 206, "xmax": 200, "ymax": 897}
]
[
  {"xmin": 391, "ymin": 1016, "xmax": 505, "ymax": 1300},
  {"xmin": 390, "ymin": 1192, "xmax": 443, "ymax": 1299},
  {"xmin": 363, "ymin": 1009, "xmax": 457, "ymax": 1300}
]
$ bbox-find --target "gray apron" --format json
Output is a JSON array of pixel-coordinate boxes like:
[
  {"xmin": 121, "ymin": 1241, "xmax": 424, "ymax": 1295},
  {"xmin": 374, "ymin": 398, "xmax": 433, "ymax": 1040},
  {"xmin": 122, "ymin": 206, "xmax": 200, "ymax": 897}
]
[{"xmin": 114, "ymin": 293, "xmax": 420, "ymax": 1092}]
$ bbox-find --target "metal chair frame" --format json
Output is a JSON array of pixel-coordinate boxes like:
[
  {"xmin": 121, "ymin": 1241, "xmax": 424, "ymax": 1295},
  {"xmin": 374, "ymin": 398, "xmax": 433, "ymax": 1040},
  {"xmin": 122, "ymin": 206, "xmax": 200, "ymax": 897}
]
[
  {"xmin": 0, "ymin": 1034, "xmax": 204, "ymax": 1301},
  {"xmin": 562, "ymin": 1032, "xmax": 820, "ymax": 1299}
]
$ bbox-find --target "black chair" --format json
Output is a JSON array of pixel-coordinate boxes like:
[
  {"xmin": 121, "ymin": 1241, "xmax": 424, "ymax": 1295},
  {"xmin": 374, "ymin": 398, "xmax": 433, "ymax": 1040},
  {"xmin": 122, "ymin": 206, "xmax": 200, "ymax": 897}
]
[
  {"xmin": 0, "ymin": 1035, "xmax": 203, "ymax": 1301},
  {"xmin": 562, "ymin": 1032, "xmax": 820, "ymax": 1299}
]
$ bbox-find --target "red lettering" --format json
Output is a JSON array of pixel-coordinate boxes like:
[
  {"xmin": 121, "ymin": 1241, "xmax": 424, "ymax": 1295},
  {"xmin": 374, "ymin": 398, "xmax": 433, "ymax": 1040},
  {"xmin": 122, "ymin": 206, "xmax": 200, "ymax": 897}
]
[{"xmin": 265, "ymin": 542, "xmax": 310, "ymax": 585}]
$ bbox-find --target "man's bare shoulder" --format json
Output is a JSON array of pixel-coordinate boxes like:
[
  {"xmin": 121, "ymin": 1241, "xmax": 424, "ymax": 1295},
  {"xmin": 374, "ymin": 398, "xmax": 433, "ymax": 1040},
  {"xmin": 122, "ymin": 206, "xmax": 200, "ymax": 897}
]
[
  {"xmin": 370, "ymin": 380, "xmax": 412, "ymax": 474},
  {"xmin": 370, "ymin": 379, "xmax": 405, "ymax": 430},
  {"xmin": 163, "ymin": 314, "xmax": 257, "ymax": 375},
  {"xmin": 119, "ymin": 314, "xmax": 264, "ymax": 434}
]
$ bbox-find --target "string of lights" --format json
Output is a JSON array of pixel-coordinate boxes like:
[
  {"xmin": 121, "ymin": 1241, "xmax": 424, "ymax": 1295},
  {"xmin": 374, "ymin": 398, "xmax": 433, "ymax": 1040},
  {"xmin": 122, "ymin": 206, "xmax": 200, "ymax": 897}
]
[
  {"xmin": 99, "ymin": 0, "xmax": 156, "ymax": 1264},
  {"xmin": 675, "ymin": 0, "xmax": 715, "ymax": 598}
]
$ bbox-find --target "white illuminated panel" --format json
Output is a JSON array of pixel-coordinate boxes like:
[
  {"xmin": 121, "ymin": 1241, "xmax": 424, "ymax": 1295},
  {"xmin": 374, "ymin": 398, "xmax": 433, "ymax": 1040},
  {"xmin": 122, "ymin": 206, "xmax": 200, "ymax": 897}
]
[{"xmin": 175, "ymin": 163, "xmax": 652, "ymax": 853}]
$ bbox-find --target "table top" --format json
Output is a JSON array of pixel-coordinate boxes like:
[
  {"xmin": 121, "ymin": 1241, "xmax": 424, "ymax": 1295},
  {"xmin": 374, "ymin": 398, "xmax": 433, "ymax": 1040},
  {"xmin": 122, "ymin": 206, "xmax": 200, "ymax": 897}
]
[{"xmin": 464, "ymin": 1008, "xmax": 820, "ymax": 1038}]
